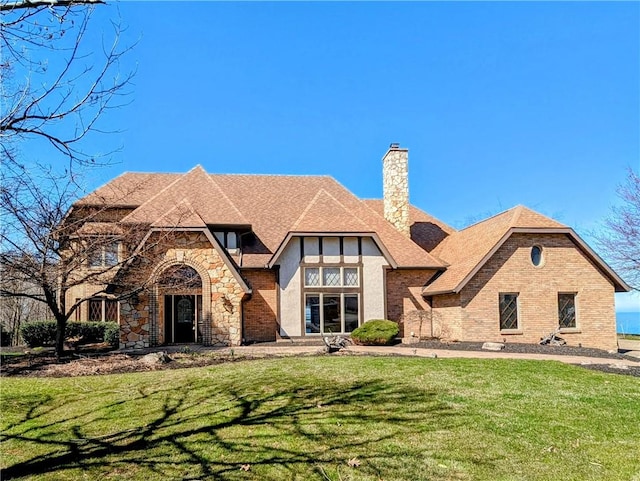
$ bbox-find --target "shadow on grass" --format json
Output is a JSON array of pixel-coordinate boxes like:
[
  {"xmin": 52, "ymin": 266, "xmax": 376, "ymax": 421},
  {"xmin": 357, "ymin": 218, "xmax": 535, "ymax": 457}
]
[{"xmin": 1, "ymin": 368, "xmax": 462, "ymax": 480}]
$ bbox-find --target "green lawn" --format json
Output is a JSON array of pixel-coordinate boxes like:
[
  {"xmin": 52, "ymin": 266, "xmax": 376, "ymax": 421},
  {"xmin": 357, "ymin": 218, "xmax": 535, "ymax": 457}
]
[
  {"xmin": 1, "ymin": 356, "xmax": 639, "ymax": 480},
  {"xmin": 619, "ymin": 333, "xmax": 640, "ymax": 341}
]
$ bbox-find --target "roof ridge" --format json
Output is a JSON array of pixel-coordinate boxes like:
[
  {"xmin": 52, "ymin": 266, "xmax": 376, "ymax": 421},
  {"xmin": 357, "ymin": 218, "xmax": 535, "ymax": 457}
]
[
  {"xmin": 510, "ymin": 204, "xmax": 525, "ymax": 227},
  {"xmin": 458, "ymin": 206, "xmax": 518, "ymax": 232},
  {"xmin": 151, "ymin": 198, "xmax": 206, "ymax": 228},
  {"xmin": 121, "ymin": 172, "xmax": 188, "ymax": 223},
  {"xmin": 202, "ymin": 171, "xmax": 248, "ymax": 223},
  {"xmin": 291, "ymin": 188, "xmax": 370, "ymax": 231}
]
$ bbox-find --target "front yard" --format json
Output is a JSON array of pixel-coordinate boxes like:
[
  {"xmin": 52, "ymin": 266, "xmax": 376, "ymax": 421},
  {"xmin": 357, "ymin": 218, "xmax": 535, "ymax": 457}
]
[{"xmin": 1, "ymin": 356, "xmax": 639, "ymax": 480}]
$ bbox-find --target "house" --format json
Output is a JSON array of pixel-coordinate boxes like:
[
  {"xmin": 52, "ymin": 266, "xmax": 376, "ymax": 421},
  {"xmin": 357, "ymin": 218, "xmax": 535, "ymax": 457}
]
[{"xmin": 64, "ymin": 144, "xmax": 630, "ymax": 351}]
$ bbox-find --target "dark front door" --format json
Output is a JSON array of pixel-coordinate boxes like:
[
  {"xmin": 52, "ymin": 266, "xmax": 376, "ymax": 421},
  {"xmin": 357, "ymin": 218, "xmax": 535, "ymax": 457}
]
[{"xmin": 164, "ymin": 295, "xmax": 196, "ymax": 343}]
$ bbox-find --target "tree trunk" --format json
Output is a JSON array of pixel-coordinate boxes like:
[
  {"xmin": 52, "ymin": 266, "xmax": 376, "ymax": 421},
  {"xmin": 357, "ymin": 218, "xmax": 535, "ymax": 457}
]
[{"xmin": 55, "ymin": 316, "xmax": 67, "ymax": 358}]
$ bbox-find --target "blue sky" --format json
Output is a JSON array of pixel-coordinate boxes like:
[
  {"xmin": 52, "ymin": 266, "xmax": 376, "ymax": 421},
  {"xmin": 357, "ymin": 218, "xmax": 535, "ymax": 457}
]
[{"xmin": 46, "ymin": 2, "xmax": 640, "ymax": 310}]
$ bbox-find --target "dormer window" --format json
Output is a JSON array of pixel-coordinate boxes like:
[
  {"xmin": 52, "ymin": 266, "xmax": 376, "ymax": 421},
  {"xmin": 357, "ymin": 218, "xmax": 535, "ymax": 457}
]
[{"xmin": 213, "ymin": 231, "xmax": 238, "ymax": 250}]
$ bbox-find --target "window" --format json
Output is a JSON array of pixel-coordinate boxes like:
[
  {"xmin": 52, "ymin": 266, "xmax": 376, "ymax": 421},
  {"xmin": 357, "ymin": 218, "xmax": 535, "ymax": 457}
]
[
  {"xmin": 305, "ymin": 293, "xmax": 359, "ymax": 334},
  {"xmin": 531, "ymin": 245, "xmax": 543, "ymax": 267},
  {"xmin": 558, "ymin": 293, "xmax": 577, "ymax": 329},
  {"xmin": 303, "ymin": 266, "xmax": 361, "ymax": 334},
  {"xmin": 88, "ymin": 298, "xmax": 119, "ymax": 322},
  {"xmin": 89, "ymin": 241, "xmax": 119, "ymax": 268},
  {"xmin": 499, "ymin": 293, "xmax": 519, "ymax": 330},
  {"xmin": 213, "ymin": 231, "xmax": 239, "ymax": 250},
  {"xmin": 304, "ymin": 267, "xmax": 359, "ymax": 287}
]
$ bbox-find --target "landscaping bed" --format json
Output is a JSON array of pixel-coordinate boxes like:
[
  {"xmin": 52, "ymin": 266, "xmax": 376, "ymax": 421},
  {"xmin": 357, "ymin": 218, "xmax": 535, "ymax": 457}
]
[{"xmin": 2, "ymin": 339, "xmax": 639, "ymax": 378}]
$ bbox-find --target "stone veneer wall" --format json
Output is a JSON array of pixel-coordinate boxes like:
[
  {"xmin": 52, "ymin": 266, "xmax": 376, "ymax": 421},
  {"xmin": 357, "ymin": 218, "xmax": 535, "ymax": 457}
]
[
  {"xmin": 119, "ymin": 231, "xmax": 246, "ymax": 349},
  {"xmin": 382, "ymin": 146, "xmax": 410, "ymax": 237}
]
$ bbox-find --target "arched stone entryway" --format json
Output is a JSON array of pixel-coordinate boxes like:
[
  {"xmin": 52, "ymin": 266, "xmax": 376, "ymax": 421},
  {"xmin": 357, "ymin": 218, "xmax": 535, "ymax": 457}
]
[
  {"xmin": 149, "ymin": 258, "xmax": 212, "ymax": 346},
  {"xmin": 157, "ymin": 264, "xmax": 203, "ymax": 344},
  {"xmin": 118, "ymin": 230, "xmax": 249, "ymax": 349}
]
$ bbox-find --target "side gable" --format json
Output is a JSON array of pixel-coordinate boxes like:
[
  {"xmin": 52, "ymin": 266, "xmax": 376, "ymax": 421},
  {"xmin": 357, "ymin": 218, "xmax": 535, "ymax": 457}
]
[{"xmin": 423, "ymin": 206, "xmax": 631, "ymax": 295}]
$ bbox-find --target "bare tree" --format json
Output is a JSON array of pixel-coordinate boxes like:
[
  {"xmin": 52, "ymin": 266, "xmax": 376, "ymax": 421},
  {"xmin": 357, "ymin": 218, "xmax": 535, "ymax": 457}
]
[
  {"xmin": 0, "ymin": 275, "xmax": 51, "ymax": 345},
  {"xmin": 597, "ymin": 168, "xmax": 640, "ymax": 291},
  {"xmin": 0, "ymin": 164, "xmax": 191, "ymax": 355},
  {"xmin": 1, "ymin": 0, "xmax": 137, "ymax": 355},
  {"xmin": 1, "ymin": 0, "xmax": 133, "ymax": 170}
]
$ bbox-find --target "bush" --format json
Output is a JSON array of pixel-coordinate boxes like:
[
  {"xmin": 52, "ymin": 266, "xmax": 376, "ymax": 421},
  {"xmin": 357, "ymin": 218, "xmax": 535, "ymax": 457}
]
[
  {"xmin": 20, "ymin": 321, "xmax": 119, "ymax": 347},
  {"xmin": 20, "ymin": 321, "xmax": 57, "ymax": 347},
  {"xmin": 1, "ymin": 326, "xmax": 13, "ymax": 346},
  {"xmin": 103, "ymin": 322, "xmax": 120, "ymax": 348},
  {"xmin": 66, "ymin": 322, "xmax": 106, "ymax": 344},
  {"xmin": 350, "ymin": 319, "xmax": 399, "ymax": 346}
]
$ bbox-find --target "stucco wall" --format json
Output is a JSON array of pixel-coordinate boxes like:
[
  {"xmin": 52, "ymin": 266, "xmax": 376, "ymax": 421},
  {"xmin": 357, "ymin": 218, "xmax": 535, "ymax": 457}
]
[
  {"xmin": 457, "ymin": 233, "xmax": 617, "ymax": 350},
  {"xmin": 361, "ymin": 238, "xmax": 387, "ymax": 323},
  {"xmin": 275, "ymin": 236, "xmax": 387, "ymax": 337}
]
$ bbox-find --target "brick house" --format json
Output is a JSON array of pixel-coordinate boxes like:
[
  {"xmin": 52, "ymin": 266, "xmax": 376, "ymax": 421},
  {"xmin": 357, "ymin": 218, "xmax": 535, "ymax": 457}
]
[{"xmin": 64, "ymin": 145, "xmax": 630, "ymax": 351}]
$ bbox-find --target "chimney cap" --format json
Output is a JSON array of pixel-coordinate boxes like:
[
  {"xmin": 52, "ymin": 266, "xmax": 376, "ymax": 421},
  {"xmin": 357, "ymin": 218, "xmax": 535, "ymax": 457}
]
[{"xmin": 389, "ymin": 142, "xmax": 401, "ymax": 149}]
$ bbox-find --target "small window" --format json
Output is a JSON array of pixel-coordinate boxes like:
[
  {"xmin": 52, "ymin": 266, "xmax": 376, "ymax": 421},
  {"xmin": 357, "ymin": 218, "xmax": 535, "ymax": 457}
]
[
  {"xmin": 531, "ymin": 245, "xmax": 543, "ymax": 267},
  {"xmin": 304, "ymin": 268, "xmax": 320, "ymax": 286},
  {"xmin": 323, "ymin": 267, "xmax": 341, "ymax": 286},
  {"xmin": 88, "ymin": 298, "xmax": 118, "ymax": 322},
  {"xmin": 558, "ymin": 293, "xmax": 577, "ymax": 329},
  {"xmin": 343, "ymin": 268, "xmax": 359, "ymax": 286},
  {"xmin": 89, "ymin": 241, "xmax": 119, "ymax": 268},
  {"xmin": 499, "ymin": 293, "xmax": 519, "ymax": 330}
]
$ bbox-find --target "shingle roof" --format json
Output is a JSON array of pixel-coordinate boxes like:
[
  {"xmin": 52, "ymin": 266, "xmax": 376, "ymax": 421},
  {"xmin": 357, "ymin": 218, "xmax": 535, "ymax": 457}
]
[
  {"xmin": 121, "ymin": 166, "xmax": 250, "ymax": 226},
  {"xmin": 363, "ymin": 200, "xmax": 455, "ymax": 253},
  {"xmin": 74, "ymin": 168, "xmax": 446, "ymax": 269},
  {"xmin": 423, "ymin": 205, "xmax": 568, "ymax": 295}
]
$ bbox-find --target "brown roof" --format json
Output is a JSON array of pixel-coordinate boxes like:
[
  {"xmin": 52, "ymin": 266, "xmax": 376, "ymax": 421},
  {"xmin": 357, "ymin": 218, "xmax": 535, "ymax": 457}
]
[
  {"xmin": 363, "ymin": 200, "xmax": 455, "ymax": 253},
  {"xmin": 423, "ymin": 205, "xmax": 569, "ymax": 295},
  {"xmin": 74, "ymin": 169, "xmax": 446, "ymax": 269},
  {"xmin": 121, "ymin": 166, "xmax": 249, "ymax": 226}
]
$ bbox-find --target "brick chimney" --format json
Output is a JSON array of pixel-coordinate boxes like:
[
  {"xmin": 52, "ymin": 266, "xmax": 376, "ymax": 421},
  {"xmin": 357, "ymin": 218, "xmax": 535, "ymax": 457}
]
[{"xmin": 383, "ymin": 143, "xmax": 410, "ymax": 237}]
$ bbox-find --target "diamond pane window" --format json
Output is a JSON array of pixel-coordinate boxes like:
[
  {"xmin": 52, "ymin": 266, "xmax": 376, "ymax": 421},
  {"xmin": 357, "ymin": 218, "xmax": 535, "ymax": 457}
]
[
  {"xmin": 343, "ymin": 268, "xmax": 359, "ymax": 286},
  {"xmin": 558, "ymin": 293, "xmax": 576, "ymax": 328},
  {"xmin": 499, "ymin": 293, "xmax": 519, "ymax": 330},
  {"xmin": 89, "ymin": 299, "xmax": 102, "ymax": 322},
  {"xmin": 104, "ymin": 300, "xmax": 118, "ymax": 322},
  {"xmin": 305, "ymin": 268, "xmax": 320, "ymax": 286},
  {"xmin": 323, "ymin": 268, "xmax": 340, "ymax": 286}
]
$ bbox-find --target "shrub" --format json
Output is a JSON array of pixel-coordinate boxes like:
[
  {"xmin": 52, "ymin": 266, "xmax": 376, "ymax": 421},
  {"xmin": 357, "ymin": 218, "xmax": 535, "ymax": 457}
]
[
  {"xmin": 103, "ymin": 322, "xmax": 120, "ymax": 348},
  {"xmin": 66, "ymin": 322, "xmax": 106, "ymax": 344},
  {"xmin": 1, "ymin": 325, "xmax": 13, "ymax": 346},
  {"xmin": 20, "ymin": 321, "xmax": 119, "ymax": 347},
  {"xmin": 20, "ymin": 321, "xmax": 57, "ymax": 347},
  {"xmin": 350, "ymin": 319, "xmax": 399, "ymax": 346}
]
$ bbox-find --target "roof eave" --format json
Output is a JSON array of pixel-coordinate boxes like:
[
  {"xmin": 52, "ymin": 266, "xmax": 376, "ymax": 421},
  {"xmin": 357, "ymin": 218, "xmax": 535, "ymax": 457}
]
[
  {"xmin": 421, "ymin": 227, "xmax": 632, "ymax": 296},
  {"xmin": 267, "ymin": 231, "xmax": 398, "ymax": 269}
]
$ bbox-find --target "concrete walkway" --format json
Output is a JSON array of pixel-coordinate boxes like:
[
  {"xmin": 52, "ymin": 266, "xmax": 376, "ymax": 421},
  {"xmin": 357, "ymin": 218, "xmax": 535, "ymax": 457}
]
[{"xmin": 171, "ymin": 343, "xmax": 640, "ymax": 370}]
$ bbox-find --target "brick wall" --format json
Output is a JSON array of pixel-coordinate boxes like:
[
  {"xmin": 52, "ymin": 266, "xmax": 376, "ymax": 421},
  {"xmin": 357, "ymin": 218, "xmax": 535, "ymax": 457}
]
[
  {"xmin": 242, "ymin": 269, "xmax": 278, "ymax": 343},
  {"xmin": 385, "ymin": 269, "xmax": 437, "ymax": 339},
  {"xmin": 453, "ymin": 233, "xmax": 617, "ymax": 350}
]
